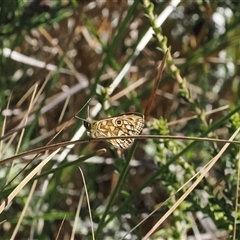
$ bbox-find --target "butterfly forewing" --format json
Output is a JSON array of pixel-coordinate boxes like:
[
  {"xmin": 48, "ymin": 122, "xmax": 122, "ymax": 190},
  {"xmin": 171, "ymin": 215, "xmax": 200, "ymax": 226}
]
[{"xmin": 84, "ymin": 113, "xmax": 144, "ymax": 149}]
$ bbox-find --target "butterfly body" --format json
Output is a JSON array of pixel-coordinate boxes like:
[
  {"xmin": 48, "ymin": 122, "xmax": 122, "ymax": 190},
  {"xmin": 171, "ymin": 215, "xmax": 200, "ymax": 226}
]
[{"xmin": 84, "ymin": 113, "xmax": 144, "ymax": 149}]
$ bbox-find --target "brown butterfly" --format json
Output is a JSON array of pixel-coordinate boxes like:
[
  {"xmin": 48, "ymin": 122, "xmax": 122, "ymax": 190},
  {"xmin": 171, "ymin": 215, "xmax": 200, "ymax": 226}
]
[{"xmin": 83, "ymin": 113, "xmax": 144, "ymax": 149}]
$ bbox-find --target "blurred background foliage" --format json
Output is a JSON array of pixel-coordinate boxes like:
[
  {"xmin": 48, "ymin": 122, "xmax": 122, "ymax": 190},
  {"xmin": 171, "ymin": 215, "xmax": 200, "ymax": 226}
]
[{"xmin": 1, "ymin": 0, "xmax": 240, "ymax": 239}]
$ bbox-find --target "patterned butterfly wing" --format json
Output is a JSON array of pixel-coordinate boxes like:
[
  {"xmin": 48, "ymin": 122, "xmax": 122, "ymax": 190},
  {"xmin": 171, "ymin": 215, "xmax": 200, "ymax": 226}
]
[{"xmin": 84, "ymin": 113, "xmax": 144, "ymax": 149}]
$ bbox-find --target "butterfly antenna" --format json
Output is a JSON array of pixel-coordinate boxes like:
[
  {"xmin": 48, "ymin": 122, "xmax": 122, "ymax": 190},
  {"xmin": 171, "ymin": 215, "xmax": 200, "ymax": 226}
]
[
  {"xmin": 75, "ymin": 98, "xmax": 91, "ymax": 121},
  {"xmin": 87, "ymin": 105, "xmax": 90, "ymax": 121}
]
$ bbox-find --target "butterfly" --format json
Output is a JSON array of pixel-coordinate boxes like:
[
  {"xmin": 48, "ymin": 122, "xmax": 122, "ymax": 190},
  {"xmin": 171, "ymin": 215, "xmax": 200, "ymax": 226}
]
[{"xmin": 83, "ymin": 112, "xmax": 145, "ymax": 149}]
